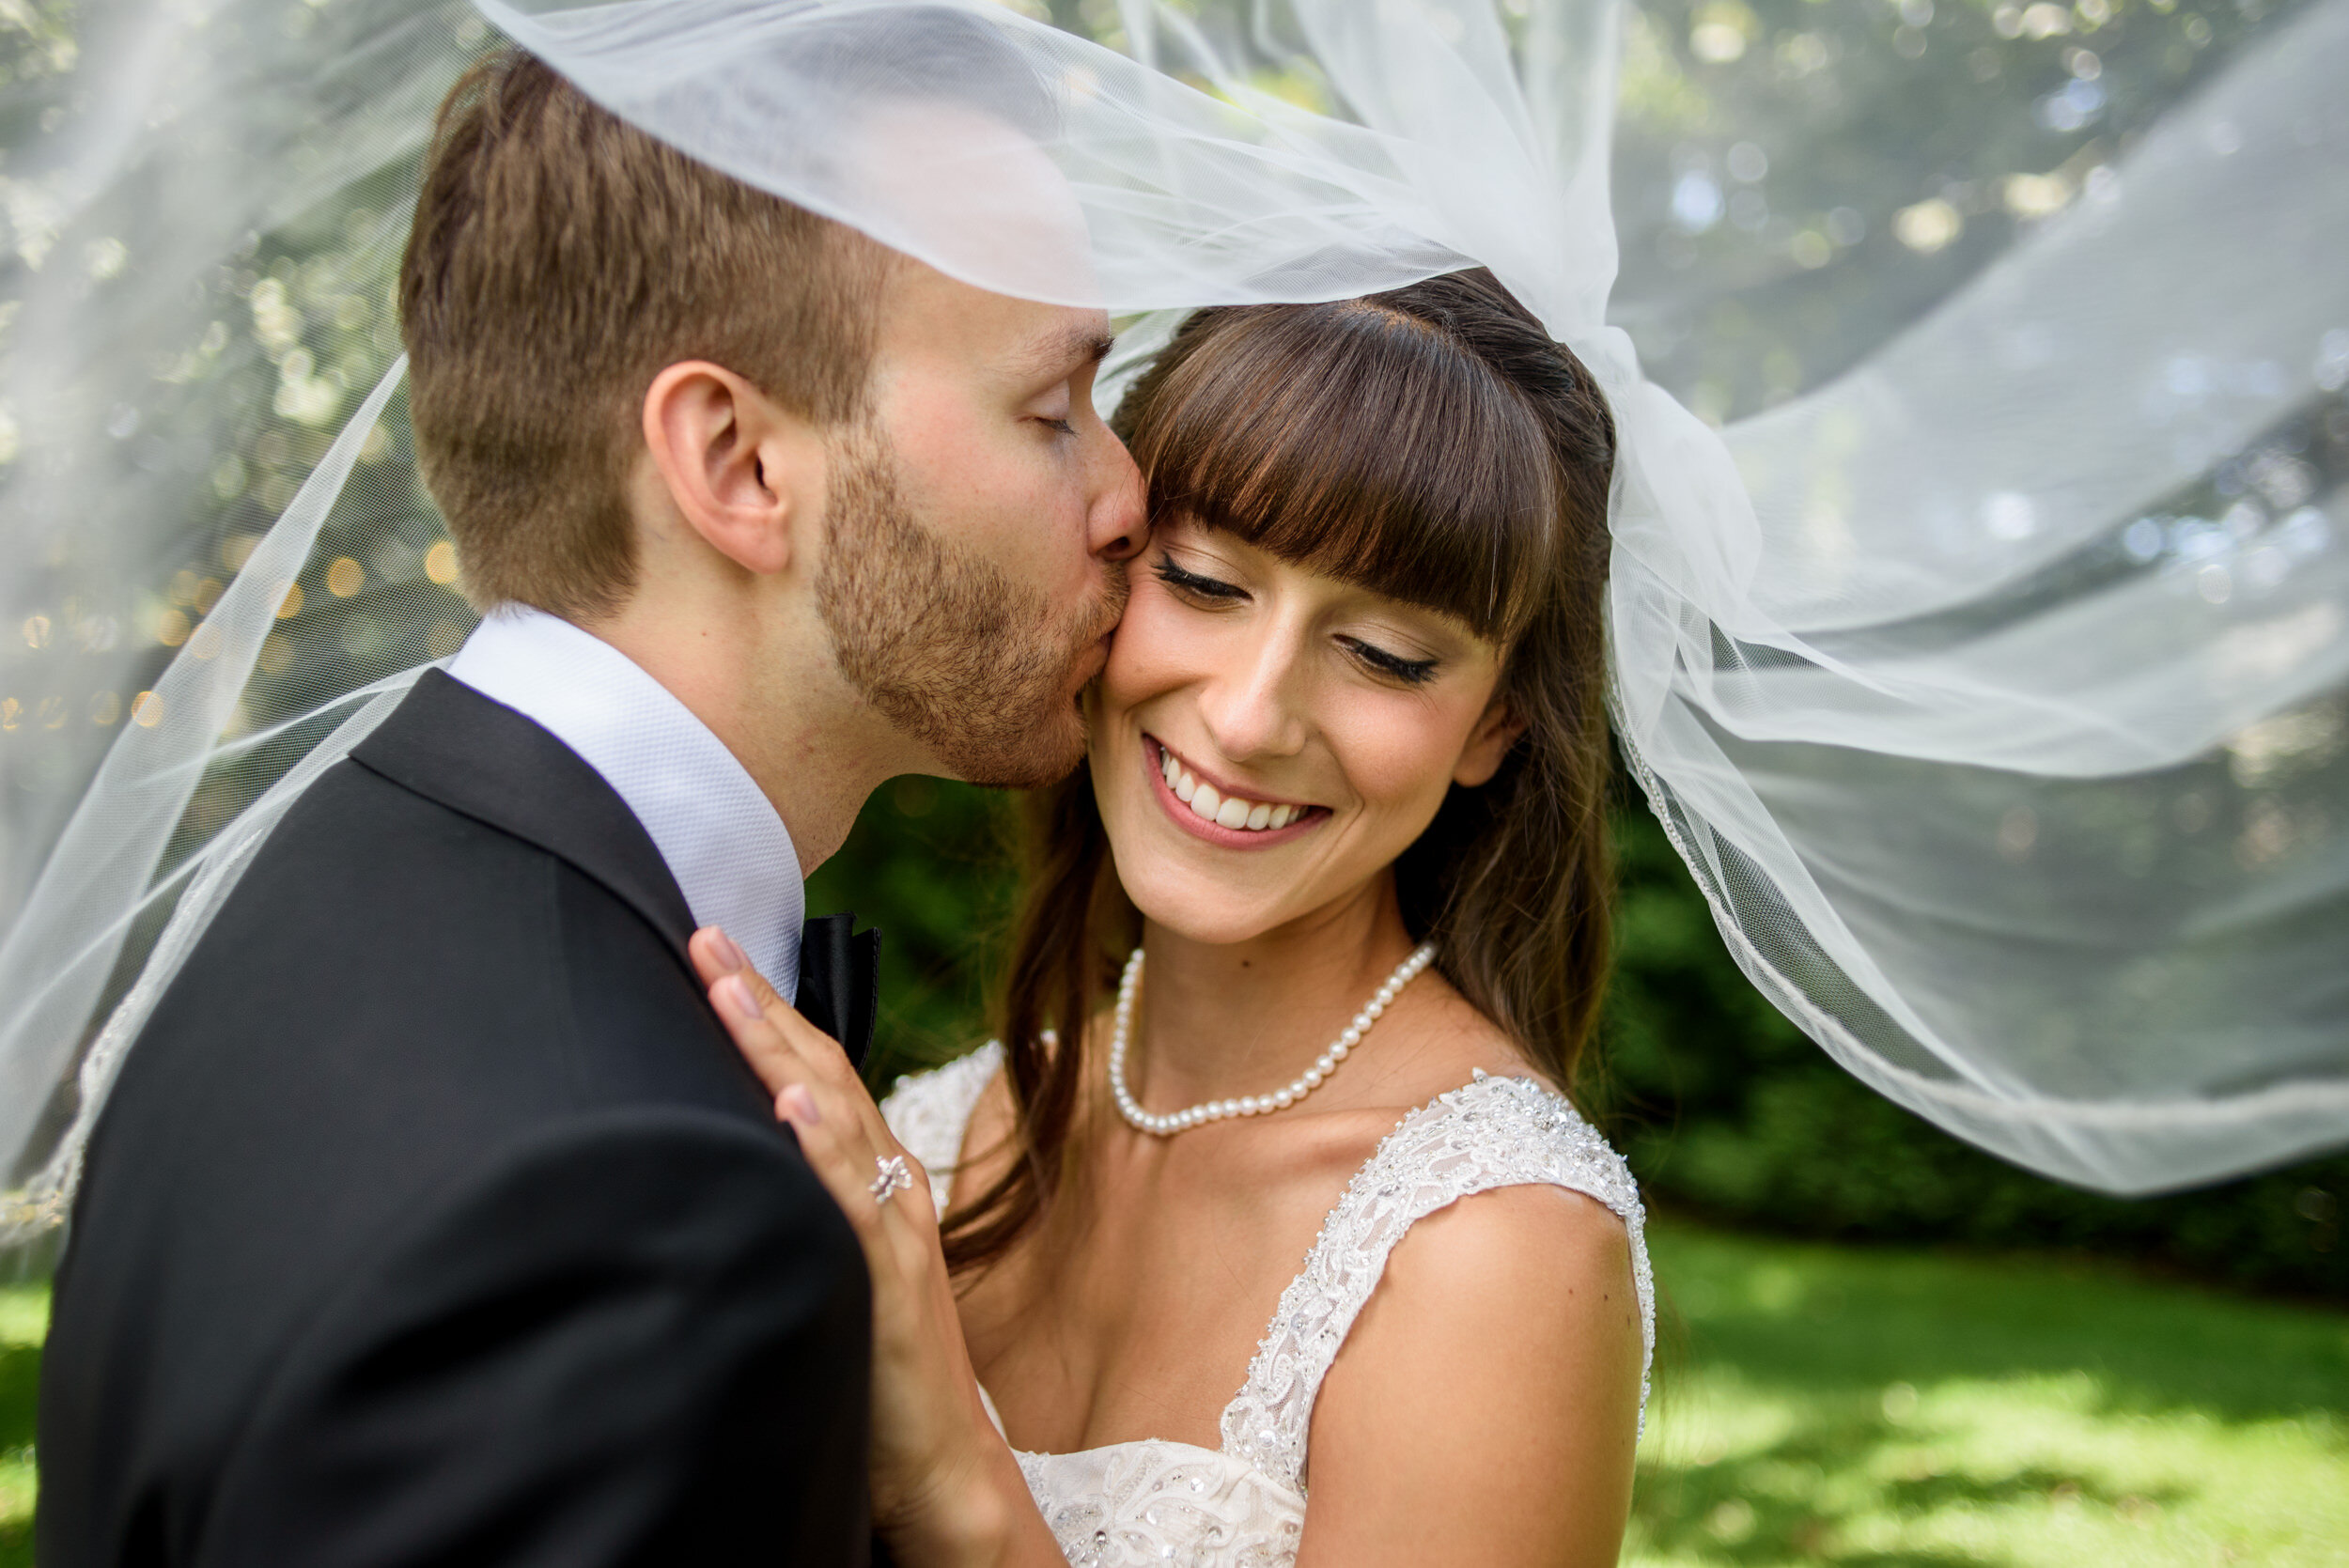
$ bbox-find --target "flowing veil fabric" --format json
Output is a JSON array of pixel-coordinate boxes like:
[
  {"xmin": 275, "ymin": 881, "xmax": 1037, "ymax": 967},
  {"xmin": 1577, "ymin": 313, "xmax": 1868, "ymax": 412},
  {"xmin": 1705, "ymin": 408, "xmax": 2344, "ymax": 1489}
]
[{"xmin": 0, "ymin": 0, "xmax": 2342, "ymax": 1240}]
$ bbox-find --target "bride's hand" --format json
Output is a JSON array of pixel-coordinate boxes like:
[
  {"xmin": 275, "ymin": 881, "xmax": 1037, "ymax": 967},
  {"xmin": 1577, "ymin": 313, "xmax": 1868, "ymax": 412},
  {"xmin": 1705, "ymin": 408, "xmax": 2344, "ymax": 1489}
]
[{"xmin": 689, "ymin": 927, "xmax": 1049, "ymax": 1565}]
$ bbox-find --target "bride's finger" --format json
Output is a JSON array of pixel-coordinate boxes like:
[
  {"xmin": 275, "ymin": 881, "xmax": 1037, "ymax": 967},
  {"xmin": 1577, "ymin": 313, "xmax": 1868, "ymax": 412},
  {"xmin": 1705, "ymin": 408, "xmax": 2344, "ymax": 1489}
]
[
  {"xmin": 715, "ymin": 970, "xmax": 904, "ymax": 1157},
  {"xmin": 692, "ymin": 927, "xmax": 869, "ymax": 1093},
  {"xmin": 770, "ymin": 1083, "xmax": 894, "ymax": 1240},
  {"xmin": 694, "ymin": 928, "xmax": 913, "ymax": 1160},
  {"xmin": 692, "ymin": 949, "xmax": 858, "ymax": 1121},
  {"xmin": 689, "ymin": 931, "xmax": 807, "ymax": 1093},
  {"xmin": 773, "ymin": 1078, "xmax": 941, "ymax": 1249}
]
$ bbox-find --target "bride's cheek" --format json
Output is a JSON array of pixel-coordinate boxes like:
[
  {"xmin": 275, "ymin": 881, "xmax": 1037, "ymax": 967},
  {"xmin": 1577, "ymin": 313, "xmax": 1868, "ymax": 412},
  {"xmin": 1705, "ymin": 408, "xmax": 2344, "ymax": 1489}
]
[{"xmin": 1341, "ymin": 711, "xmax": 1471, "ymax": 851}]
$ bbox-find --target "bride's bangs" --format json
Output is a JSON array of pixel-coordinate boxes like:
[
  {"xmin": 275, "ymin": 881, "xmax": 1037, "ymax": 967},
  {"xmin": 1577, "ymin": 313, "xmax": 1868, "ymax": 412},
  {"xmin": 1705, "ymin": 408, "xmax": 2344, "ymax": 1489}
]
[{"xmin": 1119, "ymin": 300, "xmax": 1566, "ymax": 644}]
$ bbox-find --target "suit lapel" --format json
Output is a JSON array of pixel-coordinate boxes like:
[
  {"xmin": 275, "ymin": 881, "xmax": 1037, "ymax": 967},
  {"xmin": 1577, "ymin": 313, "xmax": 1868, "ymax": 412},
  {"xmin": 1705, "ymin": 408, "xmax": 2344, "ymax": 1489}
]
[{"xmin": 351, "ymin": 669, "xmax": 696, "ymax": 961}]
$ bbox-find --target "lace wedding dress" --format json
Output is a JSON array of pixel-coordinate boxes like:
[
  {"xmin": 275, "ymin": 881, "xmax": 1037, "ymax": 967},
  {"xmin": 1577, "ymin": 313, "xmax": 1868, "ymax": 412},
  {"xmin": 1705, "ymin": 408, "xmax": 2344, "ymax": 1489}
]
[{"xmin": 881, "ymin": 1044, "xmax": 1655, "ymax": 1568}]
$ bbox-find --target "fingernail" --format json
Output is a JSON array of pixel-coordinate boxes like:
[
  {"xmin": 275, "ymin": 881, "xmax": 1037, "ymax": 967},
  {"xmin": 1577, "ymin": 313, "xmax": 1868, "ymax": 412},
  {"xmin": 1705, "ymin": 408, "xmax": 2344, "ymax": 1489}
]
[
  {"xmin": 720, "ymin": 973, "xmax": 763, "ymax": 1023},
  {"xmin": 778, "ymin": 1084, "xmax": 821, "ymax": 1125},
  {"xmin": 708, "ymin": 927, "xmax": 749, "ymax": 972}
]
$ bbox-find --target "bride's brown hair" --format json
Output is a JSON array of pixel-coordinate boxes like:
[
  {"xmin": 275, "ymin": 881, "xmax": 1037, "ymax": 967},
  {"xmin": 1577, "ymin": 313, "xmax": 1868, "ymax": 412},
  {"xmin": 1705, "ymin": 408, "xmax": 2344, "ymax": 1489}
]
[{"xmin": 944, "ymin": 269, "xmax": 1616, "ymax": 1276}]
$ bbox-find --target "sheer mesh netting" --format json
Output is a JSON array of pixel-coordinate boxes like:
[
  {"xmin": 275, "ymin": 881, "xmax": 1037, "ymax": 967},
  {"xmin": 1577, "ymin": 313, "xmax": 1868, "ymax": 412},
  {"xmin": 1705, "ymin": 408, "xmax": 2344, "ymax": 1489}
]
[{"xmin": 0, "ymin": 0, "xmax": 2343, "ymax": 1240}]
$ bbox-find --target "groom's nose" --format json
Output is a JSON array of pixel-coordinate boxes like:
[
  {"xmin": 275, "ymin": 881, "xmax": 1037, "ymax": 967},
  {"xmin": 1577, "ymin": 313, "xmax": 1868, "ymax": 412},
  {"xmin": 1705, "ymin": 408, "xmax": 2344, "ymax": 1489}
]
[{"xmin": 1086, "ymin": 429, "xmax": 1148, "ymax": 564}]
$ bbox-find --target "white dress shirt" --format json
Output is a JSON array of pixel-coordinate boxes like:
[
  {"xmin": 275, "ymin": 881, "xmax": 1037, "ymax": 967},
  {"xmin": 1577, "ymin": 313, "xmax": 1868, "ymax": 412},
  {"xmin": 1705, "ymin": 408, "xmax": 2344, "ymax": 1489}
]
[{"xmin": 446, "ymin": 606, "xmax": 803, "ymax": 1000}]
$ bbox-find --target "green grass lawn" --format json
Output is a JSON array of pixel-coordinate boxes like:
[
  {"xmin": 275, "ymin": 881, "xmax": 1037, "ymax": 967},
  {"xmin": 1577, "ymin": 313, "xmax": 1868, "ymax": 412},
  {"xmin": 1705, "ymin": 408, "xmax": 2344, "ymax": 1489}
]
[
  {"xmin": 0, "ymin": 1284, "xmax": 40, "ymax": 1567},
  {"xmin": 1631, "ymin": 1218, "xmax": 2349, "ymax": 1566},
  {"xmin": 0, "ymin": 1222, "xmax": 2341, "ymax": 1565}
]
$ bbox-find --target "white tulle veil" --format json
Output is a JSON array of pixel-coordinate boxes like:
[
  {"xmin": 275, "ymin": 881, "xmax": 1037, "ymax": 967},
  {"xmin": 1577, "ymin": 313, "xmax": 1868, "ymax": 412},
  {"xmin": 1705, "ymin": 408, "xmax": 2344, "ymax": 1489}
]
[{"xmin": 0, "ymin": 0, "xmax": 2342, "ymax": 1239}]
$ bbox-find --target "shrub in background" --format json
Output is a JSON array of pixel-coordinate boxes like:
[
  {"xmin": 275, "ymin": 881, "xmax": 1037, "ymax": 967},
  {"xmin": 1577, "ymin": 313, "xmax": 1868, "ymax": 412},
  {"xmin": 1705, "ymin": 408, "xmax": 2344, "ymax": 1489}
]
[{"xmin": 810, "ymin": 775, "xmax": 2346, "ymax": 1299}]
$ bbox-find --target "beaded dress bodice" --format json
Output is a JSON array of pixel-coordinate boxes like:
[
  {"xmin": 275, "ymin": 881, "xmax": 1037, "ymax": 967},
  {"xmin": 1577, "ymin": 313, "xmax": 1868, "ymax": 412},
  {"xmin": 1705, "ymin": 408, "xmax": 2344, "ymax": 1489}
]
[{"xmin": 880, "ymin": 1044, "xmax": 1653, "ymax": 1568}]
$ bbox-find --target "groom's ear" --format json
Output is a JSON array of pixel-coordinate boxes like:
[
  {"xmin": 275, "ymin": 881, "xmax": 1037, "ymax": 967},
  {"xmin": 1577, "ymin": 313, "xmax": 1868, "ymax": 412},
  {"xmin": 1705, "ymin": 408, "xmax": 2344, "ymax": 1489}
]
[{"xmin": 639, "ymin": 361, "xmax": 825, "ymax": 578}]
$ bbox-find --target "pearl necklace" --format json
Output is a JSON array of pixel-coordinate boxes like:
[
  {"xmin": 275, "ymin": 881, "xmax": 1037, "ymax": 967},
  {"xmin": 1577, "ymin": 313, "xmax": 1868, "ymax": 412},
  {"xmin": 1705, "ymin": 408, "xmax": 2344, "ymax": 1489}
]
[{"xmin": 1108, "ymin": 942, "xmax": 1439, "ymax": 1137}]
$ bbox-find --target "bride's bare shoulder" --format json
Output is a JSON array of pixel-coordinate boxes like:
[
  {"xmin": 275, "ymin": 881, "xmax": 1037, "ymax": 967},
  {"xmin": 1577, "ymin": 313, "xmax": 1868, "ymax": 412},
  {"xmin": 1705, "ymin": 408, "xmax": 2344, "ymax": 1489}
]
[
  {"xmin": 1302, "ymin": 1180, "xmax": 1643, "ymax": 1561},
  {"xmin": 1380, "ymin": 967, "xmax": 1571, "ymax": 1105}
]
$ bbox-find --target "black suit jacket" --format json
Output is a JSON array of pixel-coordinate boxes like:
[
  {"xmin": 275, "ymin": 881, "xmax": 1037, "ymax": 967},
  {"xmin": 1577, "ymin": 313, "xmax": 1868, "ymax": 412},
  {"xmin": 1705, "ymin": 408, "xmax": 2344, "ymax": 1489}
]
[{"xmin": 39, "ymin": 670, "xmax": 872, "ymax": 1567}]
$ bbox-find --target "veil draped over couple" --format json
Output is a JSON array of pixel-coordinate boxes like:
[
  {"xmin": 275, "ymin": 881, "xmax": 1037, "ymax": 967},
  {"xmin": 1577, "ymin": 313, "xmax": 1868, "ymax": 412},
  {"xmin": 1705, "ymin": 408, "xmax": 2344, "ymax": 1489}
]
[{"xmin": 3, "ymin": 0, "xmax": 2345, "ymax": 1562}]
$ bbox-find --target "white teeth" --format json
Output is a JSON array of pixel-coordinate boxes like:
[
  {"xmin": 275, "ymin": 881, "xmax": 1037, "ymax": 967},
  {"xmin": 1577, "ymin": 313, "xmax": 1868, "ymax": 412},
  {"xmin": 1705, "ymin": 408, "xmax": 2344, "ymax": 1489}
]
[{"xmin": 1156, "ymin": 741, "xmax": 1307, "ymax": 832}]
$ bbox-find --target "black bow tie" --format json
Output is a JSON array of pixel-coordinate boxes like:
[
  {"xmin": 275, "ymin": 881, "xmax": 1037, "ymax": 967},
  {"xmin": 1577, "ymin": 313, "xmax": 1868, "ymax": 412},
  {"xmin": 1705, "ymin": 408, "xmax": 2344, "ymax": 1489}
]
[{"xmin": 795, "ymin": 912, "xmax": 879, "ymax": 1071}]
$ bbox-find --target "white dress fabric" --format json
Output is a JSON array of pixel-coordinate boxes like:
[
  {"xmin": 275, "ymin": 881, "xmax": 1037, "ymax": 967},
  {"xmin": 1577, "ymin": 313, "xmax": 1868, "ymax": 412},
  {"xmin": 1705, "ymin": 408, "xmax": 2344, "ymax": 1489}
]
[{"xmin": 880, "ymin": 1045, "xmax": 1654, "ymax": 1568}]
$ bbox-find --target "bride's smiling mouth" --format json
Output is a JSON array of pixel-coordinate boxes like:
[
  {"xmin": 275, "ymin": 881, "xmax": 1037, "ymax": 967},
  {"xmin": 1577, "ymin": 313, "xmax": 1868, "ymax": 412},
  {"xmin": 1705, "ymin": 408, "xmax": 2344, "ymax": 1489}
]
[{"xmin": 1142, "ymin": 735, "xmax": 1329, "ymax": 849}]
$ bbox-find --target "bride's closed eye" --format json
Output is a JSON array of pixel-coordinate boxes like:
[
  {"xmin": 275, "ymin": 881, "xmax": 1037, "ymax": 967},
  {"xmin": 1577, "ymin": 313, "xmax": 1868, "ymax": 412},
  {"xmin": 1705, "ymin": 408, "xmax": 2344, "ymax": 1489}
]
[
  {"xmin": 1339, "ymin": 635, "xmax": 1439, "ymax": 687},
  {"xmin": 1151, "ymin": 553, "xmax": 1246, "ymax": 604},
  {"xmin": 1152, "ymin": 553, "xmax": 1441, "ymax": 687}
]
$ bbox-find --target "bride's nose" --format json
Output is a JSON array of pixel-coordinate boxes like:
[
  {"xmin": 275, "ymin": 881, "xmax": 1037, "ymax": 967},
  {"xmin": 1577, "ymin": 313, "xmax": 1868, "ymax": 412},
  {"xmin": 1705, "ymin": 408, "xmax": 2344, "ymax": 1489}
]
[{"xmin": 1196, "ymin": 622, "xmax": 1310, "ymax": 763}]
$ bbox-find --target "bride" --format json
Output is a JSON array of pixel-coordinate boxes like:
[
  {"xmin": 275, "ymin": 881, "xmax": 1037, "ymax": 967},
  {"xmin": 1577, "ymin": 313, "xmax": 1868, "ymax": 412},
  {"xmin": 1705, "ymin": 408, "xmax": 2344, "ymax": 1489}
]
[{"xmin": 692, "ymin": 267, "xmax": 1651, "ymax": 1568}]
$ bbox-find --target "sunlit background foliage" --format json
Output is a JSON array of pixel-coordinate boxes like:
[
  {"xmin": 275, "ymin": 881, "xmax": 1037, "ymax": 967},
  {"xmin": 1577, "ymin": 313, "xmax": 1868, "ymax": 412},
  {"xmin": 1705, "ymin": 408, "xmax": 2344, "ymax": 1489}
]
[{"xmin": 0, "ymin": 0, "xmax": 2341, "ymax": 1561}]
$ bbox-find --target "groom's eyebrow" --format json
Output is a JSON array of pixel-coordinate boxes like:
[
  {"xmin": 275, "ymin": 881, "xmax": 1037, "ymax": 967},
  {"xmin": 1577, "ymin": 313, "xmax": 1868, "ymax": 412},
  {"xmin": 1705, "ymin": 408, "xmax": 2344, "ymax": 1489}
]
[{"xmin": 1013, "ymin": 325, "xmax": 1116, "ymax": 381}]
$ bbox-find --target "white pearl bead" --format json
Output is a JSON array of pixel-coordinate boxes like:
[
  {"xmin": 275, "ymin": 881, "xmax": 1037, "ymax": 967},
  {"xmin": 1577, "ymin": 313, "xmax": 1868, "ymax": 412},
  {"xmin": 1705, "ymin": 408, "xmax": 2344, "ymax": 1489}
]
[{"xmin": 1108, "ymin": 942, "xmax": 1434, "ymax": 1138}]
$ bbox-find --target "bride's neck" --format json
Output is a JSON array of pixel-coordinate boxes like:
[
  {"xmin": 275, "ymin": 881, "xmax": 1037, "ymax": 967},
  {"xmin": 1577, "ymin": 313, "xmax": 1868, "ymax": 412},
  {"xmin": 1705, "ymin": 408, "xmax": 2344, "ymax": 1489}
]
[{"xmin": 1128, "ymin": 876, "xmax": 1423, "ymax": 1107}]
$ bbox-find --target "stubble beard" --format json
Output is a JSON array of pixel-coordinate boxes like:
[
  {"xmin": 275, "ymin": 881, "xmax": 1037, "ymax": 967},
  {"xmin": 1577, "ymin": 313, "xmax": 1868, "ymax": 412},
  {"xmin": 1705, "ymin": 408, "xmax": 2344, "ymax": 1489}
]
[{"xmin": 815, "ymin": 425, "xmax": 1125, "ymax": 789}]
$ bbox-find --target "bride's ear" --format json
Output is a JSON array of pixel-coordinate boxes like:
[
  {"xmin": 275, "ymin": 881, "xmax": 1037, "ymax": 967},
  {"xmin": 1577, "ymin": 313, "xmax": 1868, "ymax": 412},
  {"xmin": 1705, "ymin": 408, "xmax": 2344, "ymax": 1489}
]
[
  {"xmin": 639, "ymin": 360, "xmax": 826, "ymax": 577},
  {"xmin": 1453, "ymin": 692, "xmax": 1527, "ymax": 788}
]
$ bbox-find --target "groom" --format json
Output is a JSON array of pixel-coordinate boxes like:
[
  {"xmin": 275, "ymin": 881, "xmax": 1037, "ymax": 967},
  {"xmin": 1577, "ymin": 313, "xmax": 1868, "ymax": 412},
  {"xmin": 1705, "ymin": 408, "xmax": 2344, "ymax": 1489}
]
[{"xmin": 39, "ymin": 42, "xmax": 1140, "ymax": 1568}]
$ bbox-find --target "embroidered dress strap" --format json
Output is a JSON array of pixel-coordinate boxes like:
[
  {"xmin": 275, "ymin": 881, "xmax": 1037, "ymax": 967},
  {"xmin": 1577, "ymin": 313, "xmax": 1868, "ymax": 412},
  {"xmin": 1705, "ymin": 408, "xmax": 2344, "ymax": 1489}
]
[
  {"xmin": 1218, "ymin": 1071, "xmax": 1655, "ymax": 1497},
  {"xmin": 879, "ymin": 1041, "xmax": 1005, "ymax": 1213}
]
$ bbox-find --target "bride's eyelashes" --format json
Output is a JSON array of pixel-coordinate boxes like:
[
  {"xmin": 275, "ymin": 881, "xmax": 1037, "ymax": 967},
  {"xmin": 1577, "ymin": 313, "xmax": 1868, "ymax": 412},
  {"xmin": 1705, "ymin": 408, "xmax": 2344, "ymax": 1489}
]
[
  {"xmin": 1151, "ymin": 553, "xmax": 1442, "ymax": 686},
  {"xmin": 1338, "ymin": 635, "xmax": 1439, "ymax": 687},
  {"xmin": 1151, "ymin": 553, "xmax": 1246, "ymax": 604}
]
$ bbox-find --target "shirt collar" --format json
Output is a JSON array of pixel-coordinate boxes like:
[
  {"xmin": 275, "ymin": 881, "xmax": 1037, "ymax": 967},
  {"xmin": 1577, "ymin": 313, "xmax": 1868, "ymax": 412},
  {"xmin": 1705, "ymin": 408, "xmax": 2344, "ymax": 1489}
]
[{"xmin": 445, "ymin": 606, "xmax": 803, "ymax": 1000}]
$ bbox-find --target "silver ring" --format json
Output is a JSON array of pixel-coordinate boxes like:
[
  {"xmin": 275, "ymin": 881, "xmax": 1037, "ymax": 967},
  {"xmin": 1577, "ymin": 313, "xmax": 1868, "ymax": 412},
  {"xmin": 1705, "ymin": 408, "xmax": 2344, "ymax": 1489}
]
[{"xmin": 868, "ymin": 1154, "xmax": 913, "ymax": 1205}]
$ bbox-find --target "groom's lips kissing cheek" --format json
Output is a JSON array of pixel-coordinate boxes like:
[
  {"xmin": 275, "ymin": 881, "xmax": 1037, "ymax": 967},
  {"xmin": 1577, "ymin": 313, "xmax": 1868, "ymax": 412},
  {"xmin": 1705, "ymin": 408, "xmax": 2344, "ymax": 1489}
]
[{"xmin": 1142, "ymin": 734, "xmax": 1326, "ymax": 849}]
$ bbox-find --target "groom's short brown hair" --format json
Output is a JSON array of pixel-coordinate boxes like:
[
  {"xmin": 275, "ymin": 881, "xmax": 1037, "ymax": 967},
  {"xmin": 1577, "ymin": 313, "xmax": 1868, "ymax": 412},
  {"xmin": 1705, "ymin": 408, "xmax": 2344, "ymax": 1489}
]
[{"xmin": 399, "ymin": 49, "xmax": 885, "ymax": 617}]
